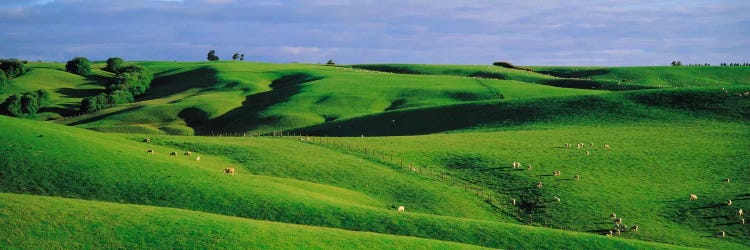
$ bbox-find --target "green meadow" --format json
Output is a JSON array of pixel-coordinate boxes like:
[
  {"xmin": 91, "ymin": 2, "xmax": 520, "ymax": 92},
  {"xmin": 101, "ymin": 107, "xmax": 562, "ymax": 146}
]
[{"xmin": 1, "ymin": 60, "xmax": 749, "ymax": 249}]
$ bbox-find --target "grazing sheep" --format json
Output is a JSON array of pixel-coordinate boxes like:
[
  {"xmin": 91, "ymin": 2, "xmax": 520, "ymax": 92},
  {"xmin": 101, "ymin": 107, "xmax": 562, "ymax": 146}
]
[
  {"xmin": 604, "ymin": 144, "xmax": 611, "ymax": 150},
  {"xmin": 631, "ymin": 224, "xmax": 639, "ymax": 232},
  {"xmin": 606, "ymin": 230, "xmax": 613, "ymax": 237},
  {"xmin": 590, "ymin": 142, "xmax": 594, "ymax": 147},
  {"xmin": 690, "ymin": 194, "xmax": 698, "ymax": 201},
  {"xmin": 536, "ymin": 182, "xmax": 543, "ymax": 188},
  {"xmin": 585, "ymin": 150, "xmax": 590, "ymax": 155},
  {"xmin": 184, "ymin": 151, "xmax": 192, "ymax": 156},
  {"xmin": 565, "ymin": 143, "xmax": 571, "ymax": 148},
  {"xmin": 554, "ymin": 196, "xmax": 561, "ymax": 202},
  {"xmin": 143, "ymin": 138, "xmax": 151, "ymax": 143},
  {"xmin": 397, "ymin": 206, "xmax": 405, "ymax": 213},
  {"xmin": 615, "ymin": 218, "xmax": 622, "ymax": 224},
  {"xmin": 196, "ymin": 156, "xmax": 201, "ymax": 161},
  {"xmin": 610, "ymin": 213, "xmax": 617, "ymax": 219},
  {"xmin": 527, "ymin": 164, "xmax": 532, "ymax": 170},
  {"xmin": 574, "ymin": 175, "xmax": 580, "ymax": 181},
  {"xmin": 728, "ymin": 200, "xmax": 733, "ymax": 206},
  {"xmin": 741, "ymin": 218, "xmax": 745, "ymax": 225},
  {"xmin": 577, "ymin": 143, "xmax": 583, "ymax": 149},
  {"xmin": 739, "ymin": 209, "xmax": 744, "ymax": 217},
  {"xmin": 724, "ymin": 178, "xmax": 731, "ymax": 183},
  {"xmin": 717, "ymin": 231, "xmax": 726, "ymax": 238},
  {"xmin": 615, "ymin": 228, "xmax": 621, "ymax": 235},
  {"xmin": 170, "ymin": 151, "xmax": 177, "ymax": 156},
  {"xmin": 147, "ymin": 149, "xmax": 154, "ymax": 154},
  {"xmin": 511, "ymin": 199, "xmax": 517, "ymax": 206},
  {"xmin": 224, "ymin": 167, "xmax": 235, "ymax": 175}
]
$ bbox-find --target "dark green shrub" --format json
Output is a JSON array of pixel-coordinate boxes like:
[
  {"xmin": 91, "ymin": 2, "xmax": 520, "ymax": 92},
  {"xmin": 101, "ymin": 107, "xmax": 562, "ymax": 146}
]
[
  {"xmin": 65, "ymin": 57, "xmax": 92, "ymax": 76},
  {"xmin": 1, "ymin": 89, "xmax": 50, "ymax": 117},
  {"xmin": 105, "ymin": 57, "xmax": 125, "ymax": 73},
  {"xmin": 0, "ymin": 59, "xmax": 27, "ymax": 79},
  {"xmin": 0, "ymin": 71, "xmax": 7, "ymax": 90},
  {"xmin": 1, "ymin": 94, "xmax": 23, "ymax": 116}
]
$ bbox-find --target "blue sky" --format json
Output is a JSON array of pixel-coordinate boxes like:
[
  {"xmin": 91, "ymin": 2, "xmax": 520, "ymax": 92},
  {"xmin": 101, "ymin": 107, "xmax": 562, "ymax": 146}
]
[{"xmin": 1, "ymin": 0, "xmax": 748, "ymax": 65}]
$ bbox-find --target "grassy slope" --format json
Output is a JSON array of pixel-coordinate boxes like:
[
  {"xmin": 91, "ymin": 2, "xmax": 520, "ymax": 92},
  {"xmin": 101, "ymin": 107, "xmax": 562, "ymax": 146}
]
[
  {"xmin": 57, "ymin": 62, "xmax": 599, "ymax": 135},
  {"xmin": 0, "ymin": 116, "xmax": 696, "ymax": 249},
  {"xmin": 294, "ymin": 86, "xmax": 750, "ymax": 136},
  {"xmin": 531, "ymin": 66, "xmax": 750, "ymax": 87},
  {"xmin": 0, "ymin": 193, "xmax": 492, "ymax": 250},
  {"xmin": 327, "ymin": 121, "xmax": 750, "ymax": 249},
  {"xmin": 0, "ymin": 62, "xmax": 112, "ymax": 119}
]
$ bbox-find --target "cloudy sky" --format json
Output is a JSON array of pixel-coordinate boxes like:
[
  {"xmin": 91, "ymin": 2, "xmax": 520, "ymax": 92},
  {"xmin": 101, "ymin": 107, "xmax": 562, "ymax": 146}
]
[{"xmin": 1, "ymin": 0, "xmax": 748, "ymax": 65}]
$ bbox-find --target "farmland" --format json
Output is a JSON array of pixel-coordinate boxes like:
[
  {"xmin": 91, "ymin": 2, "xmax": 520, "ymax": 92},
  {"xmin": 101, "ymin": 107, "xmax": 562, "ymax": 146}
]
[{"xmin": 1, "ymin": 61, "xmax": 749, "ymax": 249}]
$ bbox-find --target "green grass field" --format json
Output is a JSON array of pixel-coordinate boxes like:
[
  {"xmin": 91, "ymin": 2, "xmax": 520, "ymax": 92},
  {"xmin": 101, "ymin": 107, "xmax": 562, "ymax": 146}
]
[{"xmin": 1, "ymin": 61, "xmax": 749, "ymax": 249}]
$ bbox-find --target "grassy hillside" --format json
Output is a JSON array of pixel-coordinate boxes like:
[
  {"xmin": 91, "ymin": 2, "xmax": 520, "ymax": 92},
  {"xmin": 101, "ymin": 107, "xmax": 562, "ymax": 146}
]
[
  {"xmin": 0, "ymin": 193, "xmax": 493, "ymax": 249},
  {"xmin": 0, "ymin": 62, "xmax": 112, "ymax": 119},
  {"xmin": 532, "ymin": 66, "xmax": 750, "ymax": 87},
  {"xmin": 294, "ymin": 87, "xmax": 750, "ymax": 136},
  {"xmin": 56, "ymin": 62, "xmax": 600, "ymax": 135},
  {"xmin": 0, "ymin": 115, "xmax": 704, "ymax": 249},
  {"xmin": 322, "ymin": 121, "xmax": 750, "ymax": 249}
]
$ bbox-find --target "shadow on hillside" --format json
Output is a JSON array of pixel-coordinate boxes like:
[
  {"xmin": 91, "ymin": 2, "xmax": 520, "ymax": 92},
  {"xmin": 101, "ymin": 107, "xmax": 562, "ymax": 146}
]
[
  {"xmin": 535, "ymin": 68, "xmax": 610, "ymax": 79},
  {"xmin": 68, "ymin": 106, "xmax": 143, "ymax": 126},
  {"xmin": 137, "ymin": 66, "xmax": 219, "ymax": 101},
  {"xmin": 56, "ymin": 88, "xmax": 102, "ymax": 99},
  {"xmin": 541, "ymin": 79, "xmax": 654, "ymax": 91},
  {"xmin": 185, "ymin": 73, "xmax": 324, "ymax": 135}
]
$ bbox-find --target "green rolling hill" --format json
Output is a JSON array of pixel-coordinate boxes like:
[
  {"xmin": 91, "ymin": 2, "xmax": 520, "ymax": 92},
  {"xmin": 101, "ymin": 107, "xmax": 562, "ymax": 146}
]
[{"xmin": 1, "ymin": 60, "xmax": 749, "ymax": 249}]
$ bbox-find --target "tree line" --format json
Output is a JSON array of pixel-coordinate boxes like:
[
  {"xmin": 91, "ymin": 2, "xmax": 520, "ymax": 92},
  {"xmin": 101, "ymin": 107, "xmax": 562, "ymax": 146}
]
[{"xmin": 671, "ymin": 61, "xmax": 750, "ymax": 67}]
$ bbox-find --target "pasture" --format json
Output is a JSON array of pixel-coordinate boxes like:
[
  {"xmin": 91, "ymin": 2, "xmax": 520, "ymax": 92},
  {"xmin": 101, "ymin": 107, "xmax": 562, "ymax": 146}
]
[{"xmin": 1, "ymin": 61, "xmax": 749, "ymax": 249}]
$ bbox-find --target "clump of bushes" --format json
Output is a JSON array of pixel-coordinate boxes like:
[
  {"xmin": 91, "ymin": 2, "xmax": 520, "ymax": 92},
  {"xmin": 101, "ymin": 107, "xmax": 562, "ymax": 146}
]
[
  {"xmin": 105, "ymin": 57, "xmax": 124, "ymax": 73},
  {"xmin": 0, "ymin": 59, "xmax": 27, "ymax": 79},
  {"xmin": 65, "ymin": 57, "xmax": 92, "ymax": 76},
  {"xmin": 80, "ymin": 63, "xmax": 153, "ymax": 113},
  {"xmin": 1, "ymin": 89, "xmax": 51, "ymax": 117}
]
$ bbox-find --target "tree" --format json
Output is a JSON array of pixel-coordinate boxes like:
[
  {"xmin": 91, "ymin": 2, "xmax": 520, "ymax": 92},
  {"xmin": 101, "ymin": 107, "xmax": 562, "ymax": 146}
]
[
  {"xmin": 0, "ymin": 71, "xmax": 7, "ymax": 91},
  {"xmin": 240, "ymin": 54, "xmax": 245, "ymax": 61},
  {"xmin": 232, "ymin": 53, "xmax": 240, "ymax": 61},
  {"xmin": 326, "ymin": 59, "xmax": 335, "ymax": 66},
  {"xmin": 65, "ymin": 57, "xmax": 91, "ymax": 76},
  {"xmin": 1, "ymin": 94, "xmax": 23, "ymax": 116},
  {"xmin": 20, "ymin": 93, "xmax": 39, "ymax": 115},
  {"xmin": 0, "ymin": 59, "xmax": 27, "ymax": 79},
  {"xmin": 105, "ymin": 57, "xmax": 125, "ymax": 73},
  {"xmin": 207, "ymin": 50, "xmax": 219, "ymax": 61}
]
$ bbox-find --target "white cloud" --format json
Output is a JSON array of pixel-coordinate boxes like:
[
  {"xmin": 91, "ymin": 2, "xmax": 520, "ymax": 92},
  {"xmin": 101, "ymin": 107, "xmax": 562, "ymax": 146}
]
[{"xmin": 280, "ymin": 46, "xmax": 322, "ymax": 55}]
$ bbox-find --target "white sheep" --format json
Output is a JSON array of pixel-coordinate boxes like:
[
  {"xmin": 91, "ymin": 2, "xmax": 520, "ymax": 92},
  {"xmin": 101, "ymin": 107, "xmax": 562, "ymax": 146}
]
[
  {"xmin": 196, "ymin": 156, "xmax": 201, "ymax": 161},
  {"xmin": 728, "ymin": 200, "xmax": 733, "ymax": 206},
  {"xmin": 689, "ymin": 194, "xmax": 698, "ymax": 201},
  {"xmin": 536, "ymin": 182, "xmax": 543, "ymax": 188},
  {"xmin": 397, "ymin": 206, "xmax": 405, "ymax": 213},
  {"xmin": 585, "ymin": 150, "xmax": 590, "ymax": 155},
  {"xmin": 604, "ymin": 144, "xmax": 611, "ymax": 150},
  {"xmin": 739, "ymin": 209, "xmax": 744, "ymax": 217},
  {"xmin": 511, "ymin": 199, "xmax": 517, "ymax": 206},
  {"xmin": 574, "ymin": 175, "xmax": 580, "ymax": 181},
  {"xmin": 610, "ymin": 213, "xmax": 617, "ymax": 219},
  {"xmin": 554, "ymin": 196, "xmax": 561, "ymax": 202},
  {"xmin": 147, "ymin": 149, "xmax": 154, "ymax": 154},
  {"xmin": 631, "ymin": 224, "xmax": 639, "ymax": 232}
]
